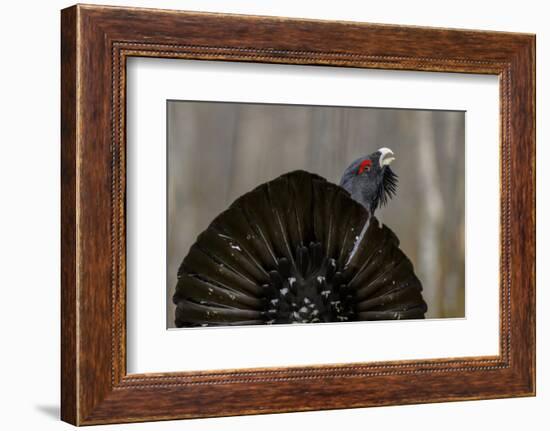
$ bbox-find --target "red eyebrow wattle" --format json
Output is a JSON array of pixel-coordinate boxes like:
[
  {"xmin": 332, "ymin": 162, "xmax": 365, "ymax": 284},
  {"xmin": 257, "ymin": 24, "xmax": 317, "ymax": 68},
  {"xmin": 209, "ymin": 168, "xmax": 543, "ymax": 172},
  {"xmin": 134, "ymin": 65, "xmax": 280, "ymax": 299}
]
[{"xmin": 358, "ymin": 159, "xmax": 372, "ymax": 174}]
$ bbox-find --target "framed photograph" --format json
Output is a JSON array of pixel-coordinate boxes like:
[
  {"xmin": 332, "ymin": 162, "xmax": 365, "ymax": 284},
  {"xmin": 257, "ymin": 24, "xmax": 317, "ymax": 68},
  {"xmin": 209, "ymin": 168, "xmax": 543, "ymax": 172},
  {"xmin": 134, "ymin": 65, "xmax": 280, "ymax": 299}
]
[{"xmin": 61, "ymin": 4, "xmax": 535, "ymax": 425}]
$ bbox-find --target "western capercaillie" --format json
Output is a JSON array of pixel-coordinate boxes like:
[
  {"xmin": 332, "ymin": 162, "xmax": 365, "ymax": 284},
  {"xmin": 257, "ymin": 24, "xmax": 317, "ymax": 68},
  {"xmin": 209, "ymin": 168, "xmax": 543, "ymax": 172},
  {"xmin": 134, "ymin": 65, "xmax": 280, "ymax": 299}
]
[
  {"xmin": 173, "ymin": 148, "xmax": 427, "ymax": 327},
  {"xmin": 340, "ymin": 147, "xmax": 398, "ymax": 214}
]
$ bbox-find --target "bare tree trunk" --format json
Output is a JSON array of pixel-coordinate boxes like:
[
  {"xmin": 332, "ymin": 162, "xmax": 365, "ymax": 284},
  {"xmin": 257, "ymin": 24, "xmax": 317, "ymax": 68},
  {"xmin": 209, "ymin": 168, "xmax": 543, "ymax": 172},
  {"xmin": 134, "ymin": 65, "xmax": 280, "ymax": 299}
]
[{"xmin": 417, "ymin": 111, "xmax": 444, "ymax": 318}]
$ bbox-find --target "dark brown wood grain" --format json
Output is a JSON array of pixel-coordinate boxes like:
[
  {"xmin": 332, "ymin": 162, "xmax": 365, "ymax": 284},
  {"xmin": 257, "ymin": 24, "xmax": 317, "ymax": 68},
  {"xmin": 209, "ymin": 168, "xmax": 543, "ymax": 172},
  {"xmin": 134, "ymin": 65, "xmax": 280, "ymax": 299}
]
[
  {"xmin": 60, "ymin": 5, "xmax": 78, "ymax": 425},
  {"xmin": 61, "ymin": 4, "xmax": 535, "ymax": 425}
]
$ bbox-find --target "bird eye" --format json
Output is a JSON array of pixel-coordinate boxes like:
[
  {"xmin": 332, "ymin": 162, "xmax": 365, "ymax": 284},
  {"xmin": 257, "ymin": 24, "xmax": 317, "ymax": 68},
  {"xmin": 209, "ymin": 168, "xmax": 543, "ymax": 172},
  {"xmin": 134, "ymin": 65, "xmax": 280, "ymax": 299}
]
[
  {"xmin": 358, "ymin": 159, "xmax": 372, "ymax": 174},
  {"xmin": 358, "ymin": 166, "xmax": 371, "ymax": 174}
]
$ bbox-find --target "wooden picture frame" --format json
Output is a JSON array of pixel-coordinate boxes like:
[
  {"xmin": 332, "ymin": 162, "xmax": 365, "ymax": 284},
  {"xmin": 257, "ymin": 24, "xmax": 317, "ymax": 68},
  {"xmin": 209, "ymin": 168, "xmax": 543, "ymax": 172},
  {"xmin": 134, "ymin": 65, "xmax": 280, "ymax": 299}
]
[{"xmin": 61, "ymin": 4, "xmax": 535, "ymax": 425}]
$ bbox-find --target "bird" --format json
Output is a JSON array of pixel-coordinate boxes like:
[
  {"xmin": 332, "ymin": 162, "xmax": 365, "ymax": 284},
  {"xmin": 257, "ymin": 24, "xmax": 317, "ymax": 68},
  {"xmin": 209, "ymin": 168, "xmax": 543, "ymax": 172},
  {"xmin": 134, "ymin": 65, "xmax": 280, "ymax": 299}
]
[
  {"xmin": 173, "ymin": 147, "xmax": 427, "ymax": 327},
  {"xmin": 340, "ymin": 147, "xmax": 398, "ymax": 215}
]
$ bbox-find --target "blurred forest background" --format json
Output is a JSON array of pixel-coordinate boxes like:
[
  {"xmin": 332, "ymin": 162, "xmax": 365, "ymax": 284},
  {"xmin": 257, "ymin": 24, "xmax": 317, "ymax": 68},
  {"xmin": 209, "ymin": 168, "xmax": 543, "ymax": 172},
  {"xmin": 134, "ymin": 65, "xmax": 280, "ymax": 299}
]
[{"xmin": 167, "ymin": 101, "xmax": 465, "ymax": 327}]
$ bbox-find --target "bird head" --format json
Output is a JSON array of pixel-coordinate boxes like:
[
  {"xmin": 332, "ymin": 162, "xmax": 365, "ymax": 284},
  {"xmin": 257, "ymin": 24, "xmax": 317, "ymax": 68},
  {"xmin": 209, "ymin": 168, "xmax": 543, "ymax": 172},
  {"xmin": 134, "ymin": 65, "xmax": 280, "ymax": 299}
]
[{"xmin": 339, "ymin": 147, "xmax": 398, "ymax": 214}]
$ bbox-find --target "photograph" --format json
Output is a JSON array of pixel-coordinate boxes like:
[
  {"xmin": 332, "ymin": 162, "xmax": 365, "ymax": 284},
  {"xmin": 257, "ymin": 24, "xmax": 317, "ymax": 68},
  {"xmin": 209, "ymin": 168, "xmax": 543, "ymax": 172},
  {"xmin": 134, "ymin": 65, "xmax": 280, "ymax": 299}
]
[
  {"xmin": 46, "ymin": 1, "xmax": 536, "ymax": 426},
  {"xmin": 167, "ymin": 101, "xmax": 466, "ymax": 328}
]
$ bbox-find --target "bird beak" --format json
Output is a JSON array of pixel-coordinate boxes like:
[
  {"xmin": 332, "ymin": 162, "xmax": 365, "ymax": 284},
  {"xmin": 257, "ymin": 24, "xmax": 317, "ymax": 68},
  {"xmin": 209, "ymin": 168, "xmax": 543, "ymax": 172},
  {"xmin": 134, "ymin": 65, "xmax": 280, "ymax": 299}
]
[{"xmin": 378, "ymin": 147, "xmax": 395, "ymax": 167}]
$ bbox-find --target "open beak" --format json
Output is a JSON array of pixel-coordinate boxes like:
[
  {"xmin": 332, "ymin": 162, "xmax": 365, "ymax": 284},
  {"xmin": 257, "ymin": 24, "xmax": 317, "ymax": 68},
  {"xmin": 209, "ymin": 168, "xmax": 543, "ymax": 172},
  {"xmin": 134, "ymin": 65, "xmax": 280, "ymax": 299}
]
[{"xmin": 378, "ymin": 147, "xmax": 395, "ymax": 167}]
